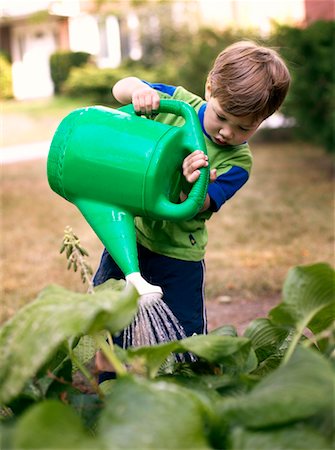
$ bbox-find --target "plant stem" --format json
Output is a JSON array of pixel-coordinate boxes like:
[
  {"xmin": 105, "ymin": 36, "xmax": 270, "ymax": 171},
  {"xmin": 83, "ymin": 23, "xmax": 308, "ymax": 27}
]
[
  {"xmin": 94, "ymin": 333, "xmax": 127, "ymax": 377},
  {"xmin": 282, "ymin": 310, "xmax": 317, "ymax": 364}
]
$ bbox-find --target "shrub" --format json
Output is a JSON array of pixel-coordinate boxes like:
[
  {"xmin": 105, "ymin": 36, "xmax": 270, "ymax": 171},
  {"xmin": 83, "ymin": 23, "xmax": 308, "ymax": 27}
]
[
  {"xmin": 0, "ymin": 52, "xmax": 13, "ymax": 99},
  {"xmin": 62, "ymin": 64, "xmax": 154, "ymax": 104},
  {"xmin": 50, "ymin": 51, "xmax": 91, "ymax": 94},
  {"xmin": 272, "ymin": 21, "xmax": 335, "ymax": 152}
]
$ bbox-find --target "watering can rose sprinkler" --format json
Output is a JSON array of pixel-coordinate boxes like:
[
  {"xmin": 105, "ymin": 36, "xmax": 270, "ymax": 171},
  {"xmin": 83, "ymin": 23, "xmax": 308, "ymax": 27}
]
[{"xmin": 47, "ymin": 99, "xmax": 209, "ymax": 345}]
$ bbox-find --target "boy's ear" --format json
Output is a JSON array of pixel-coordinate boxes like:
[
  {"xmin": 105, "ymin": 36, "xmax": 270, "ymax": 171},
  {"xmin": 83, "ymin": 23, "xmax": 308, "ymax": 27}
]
[{"xmin": 205, "ymin": 78, "xmax": 211, "ymax": 101}]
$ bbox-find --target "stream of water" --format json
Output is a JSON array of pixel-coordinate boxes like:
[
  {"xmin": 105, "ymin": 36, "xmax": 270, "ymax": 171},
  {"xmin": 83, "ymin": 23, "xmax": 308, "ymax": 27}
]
[{"xmin": 122, "ymin": 294, "xmax": 195, "ymax": 362}]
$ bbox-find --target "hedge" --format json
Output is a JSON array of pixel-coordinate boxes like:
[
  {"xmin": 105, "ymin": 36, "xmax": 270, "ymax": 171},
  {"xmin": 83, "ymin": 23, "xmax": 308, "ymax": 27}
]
[
  {"xmin": 0, "ymin": 52, "xmax": 13, "ymax": 99},
  {"xmin": 50, "ymin": 51, "xmax": 91, "ymax": 94}
]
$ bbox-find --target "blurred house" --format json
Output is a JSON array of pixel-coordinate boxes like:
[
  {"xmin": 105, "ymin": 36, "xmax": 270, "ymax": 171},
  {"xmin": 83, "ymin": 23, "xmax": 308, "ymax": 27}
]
[{"xmin": 0, "ymin": 0, "xmax": 334, "ymax": 100}]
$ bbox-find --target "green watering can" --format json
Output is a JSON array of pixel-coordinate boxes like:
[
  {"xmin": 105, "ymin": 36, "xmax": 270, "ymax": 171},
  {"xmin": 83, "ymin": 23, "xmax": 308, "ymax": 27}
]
[{"xmin": 47, "ymin": 100, "xmax": 209, "ymax": 297}]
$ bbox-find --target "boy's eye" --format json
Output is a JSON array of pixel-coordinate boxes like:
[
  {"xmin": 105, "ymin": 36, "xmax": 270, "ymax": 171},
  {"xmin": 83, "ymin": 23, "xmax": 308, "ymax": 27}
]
[
  {"xmin": 239, "ymin": 126, "xmax": 249, "ymax": 132},
  {"xmin": 217, "ymin": 114, "xmax": 226, "ymax": 121}
]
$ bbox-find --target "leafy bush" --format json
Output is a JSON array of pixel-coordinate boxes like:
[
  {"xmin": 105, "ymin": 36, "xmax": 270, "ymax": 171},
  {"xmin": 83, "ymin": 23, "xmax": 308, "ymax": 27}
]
[
  {"xmin": 272, "ymin": 20, "xmax": 335, "ymax": 152},
  {"xmin": 63, "ymin": 64, "xmax": 143, "ymax": 104},
  {"xmin": 50, "ymin": 51, "xmax": 91, "ymax": 94},
  {"xmin": 0, "ymin": 52, "xmax": 13, "ymax": 99},
  {"xmin": 0, "ymin": 262, "xmax": 334, "ymax": 449}
]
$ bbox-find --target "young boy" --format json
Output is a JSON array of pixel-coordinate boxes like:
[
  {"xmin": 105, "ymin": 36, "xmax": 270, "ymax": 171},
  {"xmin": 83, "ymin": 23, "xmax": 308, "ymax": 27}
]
[{"xmin": 94, "ymin": 41, "xmax": 290, "ymax": 375}]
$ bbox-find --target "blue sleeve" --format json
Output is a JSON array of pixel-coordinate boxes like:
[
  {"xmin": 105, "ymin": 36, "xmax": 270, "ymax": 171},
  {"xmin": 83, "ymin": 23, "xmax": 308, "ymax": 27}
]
[
  {"xmin": 207, "ymin": 166, "xmax": 249, "ymax": 212},
  {"xmin": 141, "ymin": 81, "xmax": 177, "ymax": 96}
]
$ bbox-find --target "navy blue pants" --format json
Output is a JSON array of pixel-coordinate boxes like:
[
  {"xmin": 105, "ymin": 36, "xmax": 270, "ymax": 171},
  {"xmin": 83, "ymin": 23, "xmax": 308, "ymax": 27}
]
[{"xmin": 93, "ymin": 244, "xmax": 207, "ymax": 343}]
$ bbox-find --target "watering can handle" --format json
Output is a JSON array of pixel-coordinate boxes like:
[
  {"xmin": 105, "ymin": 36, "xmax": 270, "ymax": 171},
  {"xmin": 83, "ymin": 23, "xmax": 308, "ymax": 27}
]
[
  {"xmin": 122, "ymin": 99, "xmax": 209, "ymax": 219},
  {"xmin": 159, "ymin": 100, "xmax": 209, "ymax": 217}
]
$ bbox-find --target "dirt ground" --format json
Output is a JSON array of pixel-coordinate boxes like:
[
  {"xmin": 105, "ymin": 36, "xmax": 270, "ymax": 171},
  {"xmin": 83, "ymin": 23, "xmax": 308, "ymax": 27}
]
[{"xmin": 206, "ymin": 294, "xmax": 280, "ymax": 335}]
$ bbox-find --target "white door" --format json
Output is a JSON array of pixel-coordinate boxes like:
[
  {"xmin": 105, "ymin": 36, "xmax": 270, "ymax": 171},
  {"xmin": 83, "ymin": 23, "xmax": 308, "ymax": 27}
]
[{"xmin": 12, "ymin": 24, "xmax": 56, "ymax": 99}]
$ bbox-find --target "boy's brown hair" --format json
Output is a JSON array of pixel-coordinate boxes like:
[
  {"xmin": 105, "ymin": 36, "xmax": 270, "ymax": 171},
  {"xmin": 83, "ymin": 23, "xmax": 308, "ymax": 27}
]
[{"xmin": 208, "ymin": 41, "xmax": 291, "ymax": 120}]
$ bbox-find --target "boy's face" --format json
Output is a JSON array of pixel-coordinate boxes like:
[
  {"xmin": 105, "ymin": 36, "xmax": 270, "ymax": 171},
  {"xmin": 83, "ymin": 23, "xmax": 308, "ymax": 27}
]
[{"xmin": 204, "ymin": 85, "xmax": 262, "ymax": 146}]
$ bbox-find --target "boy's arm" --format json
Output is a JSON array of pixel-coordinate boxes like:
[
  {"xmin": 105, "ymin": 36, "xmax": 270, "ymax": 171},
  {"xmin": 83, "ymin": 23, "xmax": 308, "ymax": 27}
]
[{"xmin": 113, "ymin": 77, "xmax": 160, "ymax": 115}]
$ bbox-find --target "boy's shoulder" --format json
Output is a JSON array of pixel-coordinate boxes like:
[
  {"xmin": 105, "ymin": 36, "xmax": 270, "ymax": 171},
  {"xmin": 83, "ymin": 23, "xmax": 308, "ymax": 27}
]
[
  {"xmin": 172, "ymin": 86, "xmax": 205, "ymax": 111},
  {"xmin": 153, "ymin": 85, "xmax": 205, "ymax": 127},
  {"xmin": 205, "ymin": 137, "xmax": 253, "ymax": 175},
  {"xmin": 148, "ymin": 82, "xmax": 205, "ymax": 110}
]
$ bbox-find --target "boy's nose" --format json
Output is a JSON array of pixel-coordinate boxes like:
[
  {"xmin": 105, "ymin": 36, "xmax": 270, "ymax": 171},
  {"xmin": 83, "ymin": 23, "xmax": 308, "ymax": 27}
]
[{"xmin": 220, "ymin": 126, "xmax": 233, "ymax": 140}]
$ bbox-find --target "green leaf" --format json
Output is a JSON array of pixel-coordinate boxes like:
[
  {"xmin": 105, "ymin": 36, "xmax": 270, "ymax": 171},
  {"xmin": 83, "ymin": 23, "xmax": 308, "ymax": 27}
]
[
  {"xmin": 244, "ymin": 318, "xmax": 289, "ymax": 362},
  {"xmin": 230, "ymin": 423, "xmax": 333, "ymax": 450},
  {"xmin": 182, "ymin": 334, "xmax": 252, "ymax": 364},
  {"xmin": 269, "ymin": 263, "xmax": 335, "ymax": 334},
  {"xmin": 1, "ymin": 421, "xmax": 16, "ymax": 450},
  {"xmin": 127, "ymin": 334, "xmax": 254, "ymax": 378},
  {"xmin": 0, "ymin": 283, "xmax": 138, "ymax": 404},
  {"xmin": 72, "ymin": 334, "xmax": 98, "ymax": 371},
  {"xmin": 269, "ymin": 263, "xmax": 335, "ymax": 362},
  {"xmin": 210, "ymin": 324, "xmax": 238, "ymax": 337},
  {"xmin": 12, "ymin": 400, "xmax": 99, "ymax": 449},
  {"xmin": 220, "ymin": 346, "xmax": 335, "ymax": 428},
  {"xmin": 68, "ymin": 393, "xmax": 103, "ymax": 430},
  {"xmin": 98, "ymin": 376, "xmax": 210, "ymax": 449}
]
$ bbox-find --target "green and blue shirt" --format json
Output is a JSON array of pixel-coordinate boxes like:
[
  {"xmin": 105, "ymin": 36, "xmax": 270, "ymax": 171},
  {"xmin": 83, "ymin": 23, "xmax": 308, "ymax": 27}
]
[{"xmin": 135, "ymin": 83, "xmax": 253, "ymax": 261}]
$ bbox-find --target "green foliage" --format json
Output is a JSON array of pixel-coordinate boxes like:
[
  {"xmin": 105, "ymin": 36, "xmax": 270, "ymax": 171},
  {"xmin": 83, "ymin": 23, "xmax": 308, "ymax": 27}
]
[
  {"xmin": 50, "ymin": 51, "xmax": 91, "ymax": 94},
  {"xmin": 0, "ymin": 281, "xmax": 138, "ymax": 405},
  {"xmin": 0, "ymin": 52, "xmax": 13, "ymax": 99},
  {"xmin": 62, "ymin": 63, "xmax": 155, "ymax": 104},
  {"xmin": 272, "ymin": 20, "xmax": 335, "ymax": 152},
  {"xmin": 0, "ymin": 263, "xmax": 334, "ymax": 449},
  {"xmin": 62, "ymin": 65, "xmax": 121, "ymax": 103}
]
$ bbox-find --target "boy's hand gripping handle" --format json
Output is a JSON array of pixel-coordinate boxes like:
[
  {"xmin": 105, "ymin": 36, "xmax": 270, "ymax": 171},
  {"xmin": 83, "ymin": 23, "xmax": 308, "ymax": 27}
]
[{"xmin": 124, "ymin": 99, "xmax": 210, "ymax": 220}]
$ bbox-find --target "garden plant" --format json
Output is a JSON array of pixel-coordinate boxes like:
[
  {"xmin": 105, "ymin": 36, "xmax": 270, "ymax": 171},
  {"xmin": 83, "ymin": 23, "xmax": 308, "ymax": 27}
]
[{"xmin": 0, "ymin": 228, "xmax": 334, "ymax": 449}]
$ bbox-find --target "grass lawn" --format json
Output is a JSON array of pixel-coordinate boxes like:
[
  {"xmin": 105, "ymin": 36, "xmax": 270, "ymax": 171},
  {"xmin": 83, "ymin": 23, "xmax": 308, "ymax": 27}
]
[
  {"xmin": 1, "ymin": 96, "xmax": 110, "ymax": 146},
  {"xmin": 1, "ymin": 98, "xmax": 334, "ymax": 323}
]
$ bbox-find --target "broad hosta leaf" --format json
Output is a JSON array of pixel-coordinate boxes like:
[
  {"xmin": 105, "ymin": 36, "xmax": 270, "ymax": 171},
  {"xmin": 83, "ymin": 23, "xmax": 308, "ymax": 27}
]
[
  {"xmin": 244, "ymin": 318, "xmax": 289, "ymax": 362},
  {"xmin": 127, "ymin": 334, "xmax": 254, "ymax": 377},
  {"xmin": 230, "ymin": 423, "xmax": 332, "ymax": 450},
  {"xmin": 219, "ymin": 346, "xmax": 335, "ymax": 428},
  {"xmin": 210, "ymin": 325, "xmax": 238, "ymax": 337},
  {"xmin": 181, "ymin": 334, "xmax": 252, "ymax": 364},
  {"xmin": 269, "ymin": 263, "xmax": 335, "ymax": 334},
  {"xmin": 72, "ymin": 334, "xmax": 98, "ymax": 371},
  {"xmin": 12, "ymin": 400, "xmax": 99, "ymax": 449},
  {"xmin": 0, "ymin": 283, "xmax": 138, "ymax": 404},
  {"xmin": 98, "ymin": 376, "xmax": 210, "ymax": 449}
]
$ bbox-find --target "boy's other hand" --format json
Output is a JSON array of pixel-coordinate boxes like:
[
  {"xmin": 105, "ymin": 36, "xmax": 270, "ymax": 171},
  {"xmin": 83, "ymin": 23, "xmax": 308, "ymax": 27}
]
[
  {"xmin": 132, "ymin": 87, "xmax": 160, "ymax": 116},
  {"xmin": 183, "ymin": 150, "xmax": 216, "ymax": 184}
]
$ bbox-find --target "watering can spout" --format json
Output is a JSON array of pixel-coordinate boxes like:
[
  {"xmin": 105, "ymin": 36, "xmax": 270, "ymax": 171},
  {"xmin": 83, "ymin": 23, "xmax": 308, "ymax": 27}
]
[
  {"xmin": 75, "ymin": 198, "xmax": 163, "ymax": 296},
  {"xmin": 75, "ymin": 199, "xmax": 139, "ymax": 276}
]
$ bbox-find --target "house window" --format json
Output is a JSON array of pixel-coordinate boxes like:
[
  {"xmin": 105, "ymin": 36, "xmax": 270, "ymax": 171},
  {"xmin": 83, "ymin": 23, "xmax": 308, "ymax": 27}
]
[
  {"xmin": 17, "ymin": 35, "xmax": 25, "ymax": 61},
  {"xmin": 97, "ymin": 15, "xmax": 121, "ymax": 68}
]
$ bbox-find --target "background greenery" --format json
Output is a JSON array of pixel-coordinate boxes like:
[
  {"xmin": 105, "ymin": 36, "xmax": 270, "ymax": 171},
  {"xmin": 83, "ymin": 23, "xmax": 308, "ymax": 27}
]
[
  {"xmin": 2, "ymin": 21, "xmax": 333, "ymax": 151},
  {"xmin": 49, "ymin": 51, "xmax": 91, "ymax": 94},
  {"xmin": 60, "ymin": 21, "xmax": 334, "ymax": 153}
]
